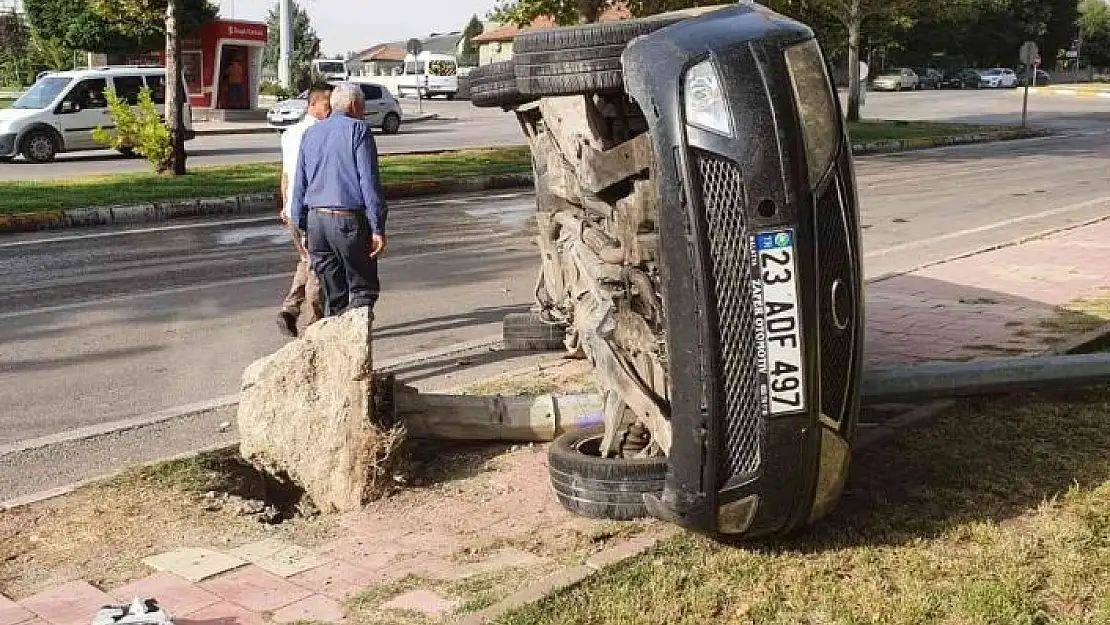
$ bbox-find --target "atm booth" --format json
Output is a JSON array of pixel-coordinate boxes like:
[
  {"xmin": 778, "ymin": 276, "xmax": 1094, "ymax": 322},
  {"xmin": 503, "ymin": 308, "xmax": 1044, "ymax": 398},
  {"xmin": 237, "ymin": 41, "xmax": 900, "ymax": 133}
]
[{"xmin": 104, "ymin": 19, "xmax": 267, "ymax": 113}]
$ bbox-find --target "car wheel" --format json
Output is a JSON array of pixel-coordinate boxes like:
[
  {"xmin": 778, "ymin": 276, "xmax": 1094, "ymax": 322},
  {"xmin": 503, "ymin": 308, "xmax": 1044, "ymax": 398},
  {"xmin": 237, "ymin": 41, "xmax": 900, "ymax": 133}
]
[
  {"xmin": 548, "ymin": 426, "xmax": 667, "ymax": 521},
  {"xmin": 21, "ymin": 131, "xmax": 57, "ymax": 163},
  {"xmin": 469, "ymin": 60, "xmax": 536, "ymax": 109},
  {"xmin": 381, "ymin": 112, "xmax": 401, "ymax": 135},
  {"xmin": 503, "ymin": 311, "xmax": 567, "ymax": 351},
  {"xmin": 117, "ymin": 146, "xmax": 139, "ymax": 158},
  {"xmin": 514, "ymin": 14, "xmax": 689, "ymax": 96}
]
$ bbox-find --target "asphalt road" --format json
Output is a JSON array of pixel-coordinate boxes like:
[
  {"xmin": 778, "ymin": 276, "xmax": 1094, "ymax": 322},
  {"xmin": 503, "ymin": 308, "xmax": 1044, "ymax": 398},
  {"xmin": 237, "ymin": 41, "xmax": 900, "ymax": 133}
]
[{"xmin": 2, "ymin": 88, "xmax": 1104, "ymax": 181}]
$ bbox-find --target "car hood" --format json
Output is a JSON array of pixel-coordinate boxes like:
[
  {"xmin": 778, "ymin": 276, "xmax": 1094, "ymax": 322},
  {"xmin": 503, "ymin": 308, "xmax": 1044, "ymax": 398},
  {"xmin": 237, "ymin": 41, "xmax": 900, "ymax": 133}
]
[
  {"xmin": 272, "ymin": 99, "xmax": 307, "ymax": 111},
  {"xmin": 0, "ymin": 107, "xmax": 43, "ymax": 128}
]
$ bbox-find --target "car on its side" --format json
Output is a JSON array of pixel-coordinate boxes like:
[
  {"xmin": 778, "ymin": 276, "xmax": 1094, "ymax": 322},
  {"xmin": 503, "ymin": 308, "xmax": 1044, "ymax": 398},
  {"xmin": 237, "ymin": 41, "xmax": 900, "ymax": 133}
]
[
  {"xmin": 267, "ymin": 81, "xmax": 403, "ymax": 134},
  {"xmin": 0, "ymin": 66, "xmax": 194, "ymax": 163},
  {"xmin": 913, "ymin": 67, "xmax": 943, "ymax": 89},
  {"xmin": 980, "ymin": 67, "xmax": 1018, "ymax": 88},
  {"xmin": 941, "ymin": 68, "xmax": 984, "ymax": 89},
  {"xmin": 871, "ymin": 68, "xmax": 919, "ymax": 91}
]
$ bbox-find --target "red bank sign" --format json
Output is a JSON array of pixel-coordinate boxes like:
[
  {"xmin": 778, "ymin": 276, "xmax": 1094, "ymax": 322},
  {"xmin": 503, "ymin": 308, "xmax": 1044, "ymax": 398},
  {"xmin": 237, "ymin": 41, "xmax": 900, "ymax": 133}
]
[{"xmin": 218, "ymin": 21, "xmax": 267, "ymax": 41}]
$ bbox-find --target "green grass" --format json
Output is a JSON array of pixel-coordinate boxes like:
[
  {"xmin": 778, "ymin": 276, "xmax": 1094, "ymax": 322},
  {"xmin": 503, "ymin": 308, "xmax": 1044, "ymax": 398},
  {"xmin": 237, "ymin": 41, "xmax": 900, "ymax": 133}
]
[
  {"xmin": 495, "ymin": 388, "xmax": 1110, "ymax": 625},
  {"xmin": 848, "ymin": 120, "xmax": 1014, "ymax": 144},
  {"xmin": 0, "ymin": 98, "xmax": 11, "ymax": 109},
  {"xmin": 0, "ymin": 146, "xmax": 532, "ymax": 215}
]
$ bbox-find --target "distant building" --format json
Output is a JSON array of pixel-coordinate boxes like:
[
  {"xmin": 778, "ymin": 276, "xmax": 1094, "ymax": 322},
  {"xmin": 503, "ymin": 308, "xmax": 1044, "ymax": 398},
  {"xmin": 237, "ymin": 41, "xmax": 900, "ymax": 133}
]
[
  {"xmin": 351, "ymin": 32, "xmax": 465, "ymax": 77},
  {"xmin": 472, "ymin": 7, "xmax": 630, "ymax": 66}
]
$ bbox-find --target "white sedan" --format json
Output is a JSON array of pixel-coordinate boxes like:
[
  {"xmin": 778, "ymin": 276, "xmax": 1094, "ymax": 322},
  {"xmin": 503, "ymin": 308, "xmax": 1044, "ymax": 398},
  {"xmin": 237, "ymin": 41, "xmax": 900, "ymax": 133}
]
[{"xmin": 980, "ymin": 68, "xmax": 1018, "ymax": 89}]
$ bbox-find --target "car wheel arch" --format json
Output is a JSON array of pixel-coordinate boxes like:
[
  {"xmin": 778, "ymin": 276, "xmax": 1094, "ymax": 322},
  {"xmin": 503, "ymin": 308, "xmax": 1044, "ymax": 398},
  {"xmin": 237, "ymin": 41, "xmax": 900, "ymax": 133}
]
[{"xmin": 18, "ymin": 123, "xmax": 65, "ymax": 155}]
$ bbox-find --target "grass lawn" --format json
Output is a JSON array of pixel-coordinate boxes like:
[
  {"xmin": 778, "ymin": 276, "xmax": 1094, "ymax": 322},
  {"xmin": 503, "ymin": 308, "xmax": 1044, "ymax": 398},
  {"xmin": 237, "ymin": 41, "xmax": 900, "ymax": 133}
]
[
  {"xmin": 848, "ymin": 120, "xmax": 1015, "ymax": 143},
  {"xmin": 497, "ymin": 388, "xmax": 1110, "ymax": 625},
  {"xmin": 0, "ymin": 146, "xmax": 532, "ymax": 214}
]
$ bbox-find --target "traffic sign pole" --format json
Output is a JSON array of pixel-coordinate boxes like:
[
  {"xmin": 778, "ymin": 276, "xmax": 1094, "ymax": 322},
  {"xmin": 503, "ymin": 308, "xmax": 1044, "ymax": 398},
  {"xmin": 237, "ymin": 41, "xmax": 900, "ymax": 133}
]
[{"xmin": 1019, "ymin": 41, "xmax": 1039, "ymax": 129}]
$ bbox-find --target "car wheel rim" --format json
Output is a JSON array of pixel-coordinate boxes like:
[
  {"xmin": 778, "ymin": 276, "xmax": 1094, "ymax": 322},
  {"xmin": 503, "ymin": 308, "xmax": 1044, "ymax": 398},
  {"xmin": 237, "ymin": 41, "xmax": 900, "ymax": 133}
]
[{"xmin": 29, "ymin": 137, "xmax": 52, "ymax": 160}]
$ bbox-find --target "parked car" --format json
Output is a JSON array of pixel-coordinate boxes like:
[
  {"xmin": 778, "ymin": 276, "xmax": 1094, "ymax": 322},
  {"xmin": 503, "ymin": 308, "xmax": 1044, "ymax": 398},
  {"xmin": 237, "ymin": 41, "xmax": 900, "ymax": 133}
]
[
  {"xmin": 980, "ymin": 67, "xmax": 1018, "ymax": 88},
  {"xmin": 397, "ymin": 52, "xmax": 459, "ymax": 100},
  {"xmin": 871, "ymin": 67, "xmax": 919, "ymax": 91},
  {"xmin": 475, "ymin": 3, "xmax": 865, "ymax": 539},
  {"xmin": 913, "ymin": 67, "xmax": 943, "ymax": 89},
  {"xmin": 0, "ymin": 66, "xmax": 195, "ymax": 163},
  {"xmin": 267, "ymin": 81, "xmax": 402, "ymax": 134},
  {"xmin": 1017, "ymin": 68, "xmax": 1051, "ymax": 87},
  {"xmin": 941, "ymin": 68, "xmax": 984, "ymax": 89}
]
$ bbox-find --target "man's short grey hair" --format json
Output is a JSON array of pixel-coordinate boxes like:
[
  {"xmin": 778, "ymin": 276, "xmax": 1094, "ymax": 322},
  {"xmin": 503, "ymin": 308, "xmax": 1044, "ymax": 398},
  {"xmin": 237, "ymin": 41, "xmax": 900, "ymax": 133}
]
[{"xmin": 330, "ymin": 82, "xmax": 364, "ymax": 113}]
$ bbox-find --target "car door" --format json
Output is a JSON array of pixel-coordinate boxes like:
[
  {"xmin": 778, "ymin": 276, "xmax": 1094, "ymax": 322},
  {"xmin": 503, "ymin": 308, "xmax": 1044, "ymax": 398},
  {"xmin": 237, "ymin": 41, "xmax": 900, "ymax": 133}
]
[
  {"xmin": 55, "ymin": 78, "xmax": 111, "ymax": 151},
  {"xmin": 359, "ymin": 84, "xmax": 386, "ymax": 127}
]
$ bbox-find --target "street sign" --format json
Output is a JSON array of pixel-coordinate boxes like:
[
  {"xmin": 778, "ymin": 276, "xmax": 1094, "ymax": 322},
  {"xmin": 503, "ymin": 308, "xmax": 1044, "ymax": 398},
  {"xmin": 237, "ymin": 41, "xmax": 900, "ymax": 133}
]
[
  {"xmin": 406, "ymin": 38, "xmax": 423, "ymax": 56},
  {"xmin": 1019, "ymin": 41, "xmax": 1039, "ymax": 65},
  {"xmin": 860, "ymin": 61, "xmax": 869, "ymax": 81},
  {"xmin": 1033, "ymin": 55, "xmax": 1041, "ymax": 67}
]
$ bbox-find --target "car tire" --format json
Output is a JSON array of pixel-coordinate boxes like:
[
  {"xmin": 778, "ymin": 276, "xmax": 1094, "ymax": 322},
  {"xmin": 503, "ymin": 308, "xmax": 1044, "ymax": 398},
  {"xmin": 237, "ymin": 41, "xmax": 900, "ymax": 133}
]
[
  {"xmin": 469, "ymin": 61, "xmax": 536, "ymax": 109},
  {"xmin": 548, "ymin": 426, "xmax": 667, "ymax": 521},
  {"xmin": 513, "ymin": 15, "xmax": 687, "ymax": 96},
  {"xmin": 21, "ymin": 130, "xmax": 57, "ymax": 163},
  {"xmin": 382, "ymin": 112, "xmax": 401, "ymax": 135},
  {"xmin": 117, "ymin": 146, "xmax": 138, "ymax": 158},
  {"xmin": 503, "ymin": 312, "xmax": 567, "ymax": 351}
]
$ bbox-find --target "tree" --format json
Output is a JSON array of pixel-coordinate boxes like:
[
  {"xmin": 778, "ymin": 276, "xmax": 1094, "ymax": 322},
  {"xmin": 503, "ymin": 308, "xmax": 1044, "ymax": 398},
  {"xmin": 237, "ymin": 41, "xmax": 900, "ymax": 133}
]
[
  {"xmin": 24, "ymin": 0, "xmax": 214, "ymax": 55},
  {"xmin": 1079, "ymin": 0, "xmax": 1110, "ymax": 67},
  {"xmin": 0, "ymin": 11, "xmax": 31, "ymax": 87},
  {"xmin": 263, "ymin": 1, "xmax": 320, "ymax": 89},
  {"xmin": 490, "ymin": 0, "xmax": 725, "ymax": 25},
  {"xmin": 458, "ymin": 15, "xmax": 484, "ymax": 67}
]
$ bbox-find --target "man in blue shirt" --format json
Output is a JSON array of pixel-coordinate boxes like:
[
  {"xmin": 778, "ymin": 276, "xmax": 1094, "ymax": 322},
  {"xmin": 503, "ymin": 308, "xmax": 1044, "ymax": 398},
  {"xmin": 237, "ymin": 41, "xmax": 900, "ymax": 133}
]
[{"xmin": 290, "ymin": 83, "xmax": 388, "ymax": 316}]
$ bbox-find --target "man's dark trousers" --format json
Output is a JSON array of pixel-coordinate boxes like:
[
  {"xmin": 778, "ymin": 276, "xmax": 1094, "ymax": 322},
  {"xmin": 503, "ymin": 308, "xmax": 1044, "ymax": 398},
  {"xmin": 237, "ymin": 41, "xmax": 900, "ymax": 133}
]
[{"xmin": 307, "ymin": 209, "xmax": 380, "ymax": 316}]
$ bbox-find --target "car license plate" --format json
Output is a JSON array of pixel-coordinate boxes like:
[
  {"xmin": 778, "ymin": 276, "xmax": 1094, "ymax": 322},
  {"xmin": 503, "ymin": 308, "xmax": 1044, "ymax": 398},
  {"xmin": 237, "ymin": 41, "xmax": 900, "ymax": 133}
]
[{"xmin": 750, "ymin": 229, "xmax": 806, "ymax": 416}]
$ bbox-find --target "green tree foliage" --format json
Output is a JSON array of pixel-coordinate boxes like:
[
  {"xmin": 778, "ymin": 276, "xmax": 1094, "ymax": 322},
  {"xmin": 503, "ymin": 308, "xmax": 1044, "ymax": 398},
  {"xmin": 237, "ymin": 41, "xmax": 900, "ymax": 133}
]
[
  {"xmin": 263, "ymin": 1, "xmax": 321, "ymax": 89},
  {"xmin": 24, "ymin": 0, "xmax": 214, "ymax": 55},
  {"xmin": 92, "ymin": 86, "xmax": 173, "ymax": 173},
  {"xmin": 0, "ymin": 11, "xmax": 31, "ymax": 87},
  {"xmin": 458, "ymin": 14, "xmax": 484, "ymax": 67},
  {"xmin": 1079, "ymin": 0, "xmax": 1110, "ymax": 67}
]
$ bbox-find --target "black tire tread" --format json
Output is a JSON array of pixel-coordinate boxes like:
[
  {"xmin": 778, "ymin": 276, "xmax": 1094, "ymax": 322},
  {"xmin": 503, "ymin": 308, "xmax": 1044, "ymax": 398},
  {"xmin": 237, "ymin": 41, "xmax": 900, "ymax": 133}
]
[
  {"xmin": 547, "ymin": 426, "xmax": 666, "ymax": 521},
  {"xmin": 469, "ymin": 61, "xmax": 535, "ymax": 108}
]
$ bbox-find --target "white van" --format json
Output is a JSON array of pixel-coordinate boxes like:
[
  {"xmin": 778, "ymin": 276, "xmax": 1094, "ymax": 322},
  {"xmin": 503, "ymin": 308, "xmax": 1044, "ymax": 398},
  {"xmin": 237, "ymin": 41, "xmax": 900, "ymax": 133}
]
[
  {"xmin": 311, "ymin": 59, "xmax": 350, "ymax": 81},
  {"xmin": 397, "ymin": 52, "xmax": 459, "ymax": 99},
  {"xmin": 0, "ymin": 66, "xmax": 194, "ymax": 163}
]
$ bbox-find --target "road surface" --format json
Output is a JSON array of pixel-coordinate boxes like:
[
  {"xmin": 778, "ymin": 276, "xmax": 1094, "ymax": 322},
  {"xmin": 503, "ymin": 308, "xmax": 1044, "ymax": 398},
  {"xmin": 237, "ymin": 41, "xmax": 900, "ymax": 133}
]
[
  {"xmin": 5, "ymin": 124, "xmax": 1110, "ymax": 447},
  {"xmin": 2, "ymin": 88, "xmax": 1107, "ymax": 181}
]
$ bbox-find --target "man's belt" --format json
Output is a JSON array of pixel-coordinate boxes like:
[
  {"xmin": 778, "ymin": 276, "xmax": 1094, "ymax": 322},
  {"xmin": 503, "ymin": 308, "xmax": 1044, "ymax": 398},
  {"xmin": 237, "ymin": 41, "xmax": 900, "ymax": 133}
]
[{"xmin": 313, "ymin": 207, "xmax": 362, "ymax": 216}]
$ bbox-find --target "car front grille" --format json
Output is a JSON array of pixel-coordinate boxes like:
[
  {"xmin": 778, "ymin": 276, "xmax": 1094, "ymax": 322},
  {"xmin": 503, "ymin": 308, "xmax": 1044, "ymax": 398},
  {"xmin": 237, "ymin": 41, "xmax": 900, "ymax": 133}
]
[
  {"xmin": 815, "ymin": 178, "xmax": 856, "ymax": 425},
  {"xmin": 694, "ymin": 151, "xmax": 763, "ymax": 480}
]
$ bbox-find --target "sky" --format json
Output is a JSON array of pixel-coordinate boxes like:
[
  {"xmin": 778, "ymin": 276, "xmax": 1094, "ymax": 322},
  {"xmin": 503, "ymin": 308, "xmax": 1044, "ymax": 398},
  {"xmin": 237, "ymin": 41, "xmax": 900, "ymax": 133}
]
[{"xmin": 218, "ymin": 0, "xmax": 497, "ymax": 56}]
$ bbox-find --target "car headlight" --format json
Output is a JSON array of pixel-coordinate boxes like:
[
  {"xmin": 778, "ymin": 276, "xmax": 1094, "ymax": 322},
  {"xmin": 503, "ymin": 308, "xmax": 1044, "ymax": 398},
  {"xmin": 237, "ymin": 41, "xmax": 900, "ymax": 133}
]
[{"xmin": 684, "ymin": 59, "xmax": 732, "ymax": 137}]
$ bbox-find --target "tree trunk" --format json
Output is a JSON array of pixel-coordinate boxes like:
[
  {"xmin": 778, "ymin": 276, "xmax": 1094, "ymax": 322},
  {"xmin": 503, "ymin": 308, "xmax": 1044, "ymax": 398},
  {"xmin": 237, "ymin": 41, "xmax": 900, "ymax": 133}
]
[
  {"xmin": 580, "ymin": 0, "xmax": 605, "ymax": 23},
  {"xmin": 846, "ymin": 1, "xmax": 862, "ymax": 123},
  {"xmin": 166, "ymin": 0, "xmax": 187, "ymax": 175}
]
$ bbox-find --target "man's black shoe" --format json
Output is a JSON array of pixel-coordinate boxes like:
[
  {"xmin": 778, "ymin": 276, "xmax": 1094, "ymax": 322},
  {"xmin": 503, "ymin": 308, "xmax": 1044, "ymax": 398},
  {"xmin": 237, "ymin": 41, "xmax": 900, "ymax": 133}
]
[{"xmin": 277, "ymin": 311, "xmax": 298, "ymax": 338}]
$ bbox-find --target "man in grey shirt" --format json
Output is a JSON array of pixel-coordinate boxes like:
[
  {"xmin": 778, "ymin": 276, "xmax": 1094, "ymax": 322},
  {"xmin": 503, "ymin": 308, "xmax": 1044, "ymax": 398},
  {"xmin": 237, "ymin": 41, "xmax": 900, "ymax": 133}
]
[{"xmin": 290, "ymin": 83, "xmax": 388, "ymax": 316}]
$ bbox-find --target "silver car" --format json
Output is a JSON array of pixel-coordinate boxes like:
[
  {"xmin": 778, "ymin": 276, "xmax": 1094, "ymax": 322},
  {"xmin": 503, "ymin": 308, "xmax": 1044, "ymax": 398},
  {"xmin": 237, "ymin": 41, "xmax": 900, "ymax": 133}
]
[{"xmin": 267, "ymin": 82, "xmax": 403, "ymax": 134}]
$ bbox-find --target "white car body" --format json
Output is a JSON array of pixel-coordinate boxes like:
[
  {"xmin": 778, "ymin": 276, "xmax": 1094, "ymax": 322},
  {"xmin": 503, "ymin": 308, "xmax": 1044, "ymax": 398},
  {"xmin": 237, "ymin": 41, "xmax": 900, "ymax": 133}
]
[
  {"xmin": 980, "ymin": 68, "xmax": 1017, "ymax": 88},
  {"xmin": 267, "ymin": 81, "xmax": 403, "ymax": 134},
  {"xmin": 311, "ymin": 59, "xmax": 350, "ymax": 81},
  {"xmin": 0, "ymin": 66, "xmax": 194, "ymax": 162},
  {"xmin": 871, "ymin": 68, "xmax": 919, "ymax": 92},
  {"xmin": 396, "ymin": 52, "xmax": 459, "ymax": 99}
]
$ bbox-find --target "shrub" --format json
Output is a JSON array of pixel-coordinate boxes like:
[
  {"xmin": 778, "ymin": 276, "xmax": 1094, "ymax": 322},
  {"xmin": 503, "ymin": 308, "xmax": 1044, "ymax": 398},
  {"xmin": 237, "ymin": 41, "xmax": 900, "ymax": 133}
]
[
  {"xmin": 92, "ymin": 87, "xmax": 173, "ymax": 173},
  {"xmin": 260, "ymin": 80, "xmax": 298, "ymax": 99}
]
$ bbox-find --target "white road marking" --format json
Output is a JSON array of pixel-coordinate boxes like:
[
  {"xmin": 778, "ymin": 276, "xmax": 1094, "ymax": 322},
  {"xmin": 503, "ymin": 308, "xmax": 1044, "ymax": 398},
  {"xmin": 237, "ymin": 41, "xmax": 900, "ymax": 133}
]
[{"xmin": 864, "ymin": 194, "xmax": 1110, "ymax": 259}]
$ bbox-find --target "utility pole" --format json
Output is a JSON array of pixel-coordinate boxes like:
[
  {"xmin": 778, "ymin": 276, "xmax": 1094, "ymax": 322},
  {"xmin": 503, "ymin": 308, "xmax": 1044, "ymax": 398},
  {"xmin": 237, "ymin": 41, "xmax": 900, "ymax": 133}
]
[{"xmin": 278, "ymin": 0, "xmax": 292, "ymax": 89}]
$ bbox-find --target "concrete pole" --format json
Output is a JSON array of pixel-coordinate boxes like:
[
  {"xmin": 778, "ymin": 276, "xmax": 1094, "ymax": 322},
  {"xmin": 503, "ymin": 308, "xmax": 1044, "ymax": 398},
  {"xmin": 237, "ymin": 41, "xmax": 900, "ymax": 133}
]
[{"xmin": 278, "ymin": 0, "xmax": 292, "ymax": 88}]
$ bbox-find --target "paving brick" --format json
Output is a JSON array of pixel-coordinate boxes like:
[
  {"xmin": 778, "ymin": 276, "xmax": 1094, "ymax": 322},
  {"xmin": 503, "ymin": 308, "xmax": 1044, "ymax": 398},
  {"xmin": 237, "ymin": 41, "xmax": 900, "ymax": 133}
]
[
  {"xmin": 143, "ymin": 548, "xmax": 247, "ymax": 583},
  {"xmin": 450, "ymin": 548, "xmax": 547, "ymax": 580},
  {"xmin": 378, "ymin": 590, "xmax": 458, "ymax": 618},
  {"xmin": 200, "ymin": 566, "xmax": 312, "ymax": 612},
  {"xmin": 19, "ymin": 582, "xmax": 114, "ymax": 625},
  {"xmin": 175, "ymin": 602, "xmax": 263, "ymax": 625},
  {"xmin": 271, "ymin": 595, "xmax": 345, "ymax": 624},
  {"xmin": 317, "ymin": 537, "xmax": 404, "ymax": 571},
  {"xmin": 288, "ymin": 561, "xmax": 383, "ymax": 601},
  {"xmin": 0, "ymin": 595, "xmax": 34, "ymax": 625},
  {"xmin": 458, "ymin": 566, "xmax": 594, "ymax": 625},
  {"xmin": 227, "ymin": 540, "xmax": 325, "ymax": 578},
  {"xmin": 585, "ymin": 533, "xmax": 664, "ymax": 571},
  {"xmin": 112, "ymin": 573, "xmax": 221, "ymax": 618}
]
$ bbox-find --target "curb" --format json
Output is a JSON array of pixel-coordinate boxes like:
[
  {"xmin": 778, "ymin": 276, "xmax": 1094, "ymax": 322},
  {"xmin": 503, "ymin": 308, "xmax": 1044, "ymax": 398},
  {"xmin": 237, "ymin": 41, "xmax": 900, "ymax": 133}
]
[
  {"xmin": 0, "ymin": 173, "xmax": 533, "ymax": 235},
  {"xmin": 1024, "ymin": 86, "xmax": 1110, "ymax": 98},
  {"xmin": 850, "ymin": 128, "xmax": 1046, "ymax": 155}
]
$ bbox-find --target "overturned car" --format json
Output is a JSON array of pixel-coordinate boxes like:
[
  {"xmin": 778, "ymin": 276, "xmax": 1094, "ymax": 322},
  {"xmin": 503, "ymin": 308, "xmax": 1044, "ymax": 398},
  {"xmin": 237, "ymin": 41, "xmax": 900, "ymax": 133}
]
[{"xmin": 470, "ymin": 3, "xmax": 864, "ymax": 539}]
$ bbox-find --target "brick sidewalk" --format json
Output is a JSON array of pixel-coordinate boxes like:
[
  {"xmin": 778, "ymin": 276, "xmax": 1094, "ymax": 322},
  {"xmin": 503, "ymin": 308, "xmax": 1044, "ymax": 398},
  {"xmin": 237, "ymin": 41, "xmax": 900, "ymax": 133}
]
[{"xmin": 3, "ymin": 220, "xmax": 1109, "ymax": 625}]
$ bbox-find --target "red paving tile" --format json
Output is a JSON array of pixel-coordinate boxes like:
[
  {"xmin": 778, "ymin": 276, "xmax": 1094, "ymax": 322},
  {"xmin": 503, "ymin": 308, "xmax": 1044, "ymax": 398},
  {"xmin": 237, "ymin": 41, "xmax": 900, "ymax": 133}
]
[
  {"xmin": 175, "ymin": 602, "xmax": 264, "ymax": 625},
  {"xmin": 271, "ymin": 595, "xmax": 345, "ymax": 624},
  {"xmin": 0, "ymin": 595, "xmax": 34, "ymax": 625},
  {"xmin": 288, "ymin": 561, "xmax": 383, "ymax": 601},
  {"xmin": 112, "ymin": 573, "xmax": 221, "ymax": 618},
  {"xmin": 199, "ymin": 566, "xmax": 311, "ymax": 613},
  {"xmin": 19, "ymin": 582, "xmax": 114, "ymax": 625}
]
